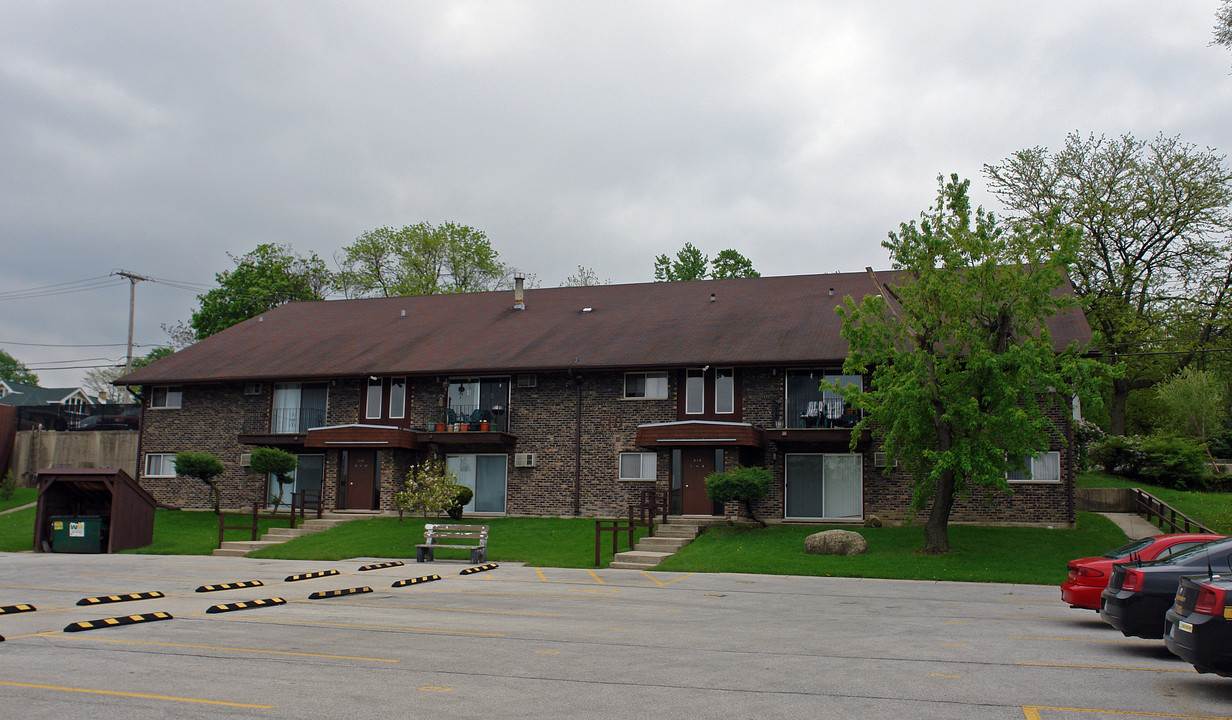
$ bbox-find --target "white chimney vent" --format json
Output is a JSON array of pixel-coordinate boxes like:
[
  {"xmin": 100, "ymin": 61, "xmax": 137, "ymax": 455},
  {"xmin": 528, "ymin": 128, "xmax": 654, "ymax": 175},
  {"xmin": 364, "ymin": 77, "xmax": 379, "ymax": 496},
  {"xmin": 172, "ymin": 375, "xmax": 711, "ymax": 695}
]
[{"xmin": 513, "ymin": 273, "xmax": 526, "ymax": 310}]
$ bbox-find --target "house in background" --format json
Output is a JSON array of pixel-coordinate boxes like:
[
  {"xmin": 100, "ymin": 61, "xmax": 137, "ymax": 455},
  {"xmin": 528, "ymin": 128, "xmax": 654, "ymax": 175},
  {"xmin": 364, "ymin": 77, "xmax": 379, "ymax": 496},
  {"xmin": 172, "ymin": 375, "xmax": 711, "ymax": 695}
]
[
  {"xmin": 0, "ymin": 381, "xmax": 98, "ymax": 430},
  {"xmin": 115, "ymin": 271, "xmax": 1092, "ymax": 525}
]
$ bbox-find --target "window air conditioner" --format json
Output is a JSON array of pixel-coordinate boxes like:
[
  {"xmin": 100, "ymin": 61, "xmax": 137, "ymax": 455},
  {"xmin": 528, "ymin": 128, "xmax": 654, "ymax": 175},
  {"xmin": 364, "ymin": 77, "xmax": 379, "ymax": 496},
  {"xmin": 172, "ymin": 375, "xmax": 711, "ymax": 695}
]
[
  {"xmin": 517, "ymin": 374, "xmax": 537, "ymax": 388},
  {"xmin": 513, "ymin": 452, "xmax": 536, "ymax": 468},
  {"xmin": 239, "ymin": 453, "xmax": 253, "ymax": 467},
  {"xmin": 874, "ymin": 452, "xmax": 898, "ymax": 469}
]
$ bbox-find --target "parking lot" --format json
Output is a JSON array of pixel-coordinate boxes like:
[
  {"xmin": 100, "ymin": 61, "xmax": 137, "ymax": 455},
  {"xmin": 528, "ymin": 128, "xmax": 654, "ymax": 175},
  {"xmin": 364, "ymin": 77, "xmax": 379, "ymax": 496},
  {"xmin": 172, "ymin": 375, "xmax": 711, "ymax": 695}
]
[{"xmin": 0, "ymin": 552, "xmax": 1230, "ymax": 719}]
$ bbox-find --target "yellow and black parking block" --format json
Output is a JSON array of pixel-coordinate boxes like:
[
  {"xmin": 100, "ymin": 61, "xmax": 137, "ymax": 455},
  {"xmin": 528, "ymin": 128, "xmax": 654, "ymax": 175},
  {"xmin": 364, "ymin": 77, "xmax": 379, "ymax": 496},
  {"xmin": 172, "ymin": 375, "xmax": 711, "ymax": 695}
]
[
  {"xmin": 391, "ymin": 574, "xmax": 441, "ymax": 587},
  {"xmin": 358, "ymin": 561, "xmax": 405, "ymax": 572},
  {"xmin": 205, "ymin": 598, "xmax": 287, "ymax": 614},
  {"xmin": 63, "ymin": 611, "xmax": 174, "ymax": 632},
  {"xmin": 308, "ymin": 586, "xmax": 372, "ymax": 600},
  {"xmin": 0, "ymin": 604, "xmax": 36, "ymax": 615},
  {"xmin": 77, "ymin": 591, "xmax": 165, "ymax": 606},
  {"xmin": 284, "ymin": 569, "xmax": 340, "ymax": 582},
  {"xmin": 196, "ymin": 580, "xmax": 264, "ymax": 593},
  {"xmin": 459, "ymin": 563, "xmax": 499, "ymax": 575}
]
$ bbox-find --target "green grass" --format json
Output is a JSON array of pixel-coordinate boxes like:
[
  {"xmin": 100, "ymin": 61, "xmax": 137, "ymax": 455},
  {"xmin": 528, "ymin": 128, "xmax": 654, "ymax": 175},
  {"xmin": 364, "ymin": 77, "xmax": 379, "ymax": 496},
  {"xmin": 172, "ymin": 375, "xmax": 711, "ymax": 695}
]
[
  {"xmin": 1076, "ymin": 471, "xmax": 1232, "ymax": 534},
  {"xmin": 248, "ymin": 516, "xmax": 649, "ymax": 568},
  {"xmin": 652, "ymin": 512, "xmax": 1126, "ymax": 584},
  {"xmin": 118, "ymin": 508, "xmax": 294, "ymax": 555},
  {"xmin": 0, "ymin": 487, "xmax": 37, "ymax": 513},
  {"xmin": 0, "ymin": 508, "xmax": 35, "ymax": 551}
]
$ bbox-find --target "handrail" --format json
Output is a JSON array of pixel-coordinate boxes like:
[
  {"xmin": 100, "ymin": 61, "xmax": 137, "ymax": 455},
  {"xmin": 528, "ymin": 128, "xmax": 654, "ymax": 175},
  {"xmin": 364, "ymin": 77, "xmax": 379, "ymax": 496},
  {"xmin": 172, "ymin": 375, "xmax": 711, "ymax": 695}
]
[
  {"xmin": 1133, "ymin": 488, "xmax": 1216, "ymax": 535},
  {"xmin": 594, "ymin": 520, "xmax": 638, "ymax": 566},
  {"xmin": 217, "ymin": 501, "xmax": 297, "ymax": 548},
  {"xmin": 291, "ymin": 489, "xmax": 324, "ymax": 525}
]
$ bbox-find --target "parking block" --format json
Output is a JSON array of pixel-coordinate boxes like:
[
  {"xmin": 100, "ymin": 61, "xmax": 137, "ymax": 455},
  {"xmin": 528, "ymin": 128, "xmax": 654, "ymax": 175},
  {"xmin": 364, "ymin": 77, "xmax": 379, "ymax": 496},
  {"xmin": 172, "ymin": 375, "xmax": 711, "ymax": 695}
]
[
  {"xmin": 0, "ymin": 604, "xmax": 36, "ymax": 615},
  {"xmin": 77, "ymin": 591, "xmax": 165, "ymax": 606},
  {"xmin": 63, "ymin": 612, "xmax": 174, "ymax": 632},
  {"xmin": 196, "ymin": 580, "xmax": 264, "ymax": 592},
  {"xmin": 459, "ymin": 563, "xmax": 499, "ymax": 575},
  {"xmin": 284, "ymin": 570, "xmax": 340, "ymax": 582},
  {"xmin": 308, "ymin": 586, "xmax": 372, "ymax": 599},
  {"xmin": 392, "ymin": 574, "xmax": 441, "ymax": 587},
  {"xmin": 205, "ymin": 598, "xmax": 287, "ymax": 614},
  {"xmin": 358, "ymin": 561, "xmax": 405, "ymax": 572}
]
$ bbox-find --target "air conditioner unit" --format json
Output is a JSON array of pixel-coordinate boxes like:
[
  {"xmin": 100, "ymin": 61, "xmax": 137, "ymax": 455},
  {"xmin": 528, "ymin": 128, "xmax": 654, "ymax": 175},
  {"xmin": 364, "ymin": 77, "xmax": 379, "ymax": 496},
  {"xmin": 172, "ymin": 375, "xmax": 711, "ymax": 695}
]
[
  {"xmin": 243, "ymin": 383, "xmax": 263, "ymax": 395},
  {"xmin": 513, "ymin": 452, "xmax": 536, "ymax": 468},
  {"xmin": 873, "ymin": 452, "xmax": 898, "ymax": 469},
  {"xmin": 239, "ymin": 453, "xmax": 253, "ymax": 467},
  {"xmin": 517, "ymin": 374, "xmax": 537, "ymax": 388}
]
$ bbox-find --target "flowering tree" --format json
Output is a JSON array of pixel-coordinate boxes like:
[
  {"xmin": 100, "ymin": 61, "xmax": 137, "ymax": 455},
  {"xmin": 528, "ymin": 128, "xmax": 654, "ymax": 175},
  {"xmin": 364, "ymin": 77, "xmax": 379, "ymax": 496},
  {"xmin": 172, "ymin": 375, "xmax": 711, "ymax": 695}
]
[{"xmin": 396, "ymin": 460, "xmax": 464, "ymax": 521}]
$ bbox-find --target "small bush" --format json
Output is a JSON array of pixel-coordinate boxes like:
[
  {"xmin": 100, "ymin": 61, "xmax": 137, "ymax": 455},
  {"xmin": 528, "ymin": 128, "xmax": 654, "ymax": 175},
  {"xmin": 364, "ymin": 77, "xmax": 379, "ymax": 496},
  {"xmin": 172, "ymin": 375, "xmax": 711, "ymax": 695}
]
[
  {"xmin": 0, "ymin": 471, "xmax": 15, "ymax": 503},
  {"xmin": 1092, "ymin": 434, "xmax": 1146, "ymax": 476},
  {"xmin": 705, "ymin": 466, "xmax": 773, "ymax": 527},
  {"xmin": 446, "ymin": 486, "xmax": 474, "ymax": 521},
  {"xmin": 1137, "ymin": 435, "xmax": 1207, "ymax": 490}
]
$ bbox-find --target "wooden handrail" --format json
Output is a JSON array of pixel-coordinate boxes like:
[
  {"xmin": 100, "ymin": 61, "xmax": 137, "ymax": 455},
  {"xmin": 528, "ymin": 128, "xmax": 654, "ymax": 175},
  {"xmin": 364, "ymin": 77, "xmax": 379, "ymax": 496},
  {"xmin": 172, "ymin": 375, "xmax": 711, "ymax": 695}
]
[
  {"xmin": 217, "ymin": 501, "xmax": 297, "ymax": 548},
  {"xmin": 1133, "ymin": 488, "xmax": 1215, "ymax": 535}
]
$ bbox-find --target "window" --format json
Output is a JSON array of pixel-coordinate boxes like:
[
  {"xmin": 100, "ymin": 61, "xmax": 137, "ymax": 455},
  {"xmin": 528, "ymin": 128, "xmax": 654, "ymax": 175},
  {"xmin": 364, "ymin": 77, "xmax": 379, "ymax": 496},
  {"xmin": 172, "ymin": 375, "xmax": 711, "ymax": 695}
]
[
  {"xmin": 784, "ymin": 454, "xmax": 863, "ymax": 520},
  {"xmin": 150, "ymin": 386, "xmax": 182, "ymax": 409},
  {"xmin": 448, "ymin": 377, "xmax": 511, "ymax": 431},
  {"xmin": 389, "ymin": 378, "xmax": 406, "ymax": 419},
  {"xmin": 447, "ymin": 454, "xmax": 507, "ymax": 513},
  {"xmin": 786, "ymin": 370, "xmax": 861, "ymax": 428},
  {"xmin": 144, "ymin": 453, "xmax": 177, "ymax": 477},
  {"xmin": 619, "ymin": 452, "xmax": 657, "ymax": 480},
  {"xmin": 685, "ymin": 369, "xmax": 705, "ymax": 414},
  {"xmin": 624, "ymin": 372, "xmax": 668, "ymax": 399},
  {"xmin": 267, "ymin": 455, "xmax": 324, "ymax": 508},
  {"xmin": 365, "ymin": 377, "xmax": 383, "ymax": 420},
  {"xmin": 272, "ymin": 383, "xmax": 328, "ymax": 433},
  {"xmin": 715, "ymin": 368, "xmax": 734, "ymax": 414},
  {"xmin": 1007, "ymin": 451, "xmax": 1061, "ymax": 483}
]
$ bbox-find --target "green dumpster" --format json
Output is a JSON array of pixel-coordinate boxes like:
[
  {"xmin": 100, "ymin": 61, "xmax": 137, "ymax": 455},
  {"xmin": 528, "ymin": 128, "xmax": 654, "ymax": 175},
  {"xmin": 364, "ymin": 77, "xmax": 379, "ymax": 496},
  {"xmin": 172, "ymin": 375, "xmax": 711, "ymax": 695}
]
[{"xmin": 49, "ymin": 515, "xmax": 106, "ymax": 553}]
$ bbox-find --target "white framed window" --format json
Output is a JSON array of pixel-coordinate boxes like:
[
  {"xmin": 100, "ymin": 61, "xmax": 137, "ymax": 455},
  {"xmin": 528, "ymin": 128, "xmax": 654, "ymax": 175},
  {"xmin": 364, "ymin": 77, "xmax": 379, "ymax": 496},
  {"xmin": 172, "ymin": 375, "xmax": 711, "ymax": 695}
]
[
  {"xmin": 624, "ymin": 372, "xmax": 668, "ymax": 399},
  {"xmin": 715, "ymin": 368, "xmax": 734, "ymax": 414},
  {"xmin": 150, "ymin": 386, "xmax": 182, "ymax": 409},
  {"xmin": 685, "ymin": 369, "xmax": 705, "ymax": 414},
  {"xmin": 447, "ymin": 454, "xmax": 508, "ymax": 514},
  {"xmin": 619, "ymin": 452, "xmax": 657, "ymax": 481},
  {"xmin": 784, "ymin": 453, "xmax": 863, "ymax": 520},
  {"xmin": 389, "ymin": 377, "xmax": 406, "ymax": 419},
  {"xmin": 144, "ymin": 453, "xmax": 177, "ymax": 478},
  {"xmin": 1007, "ymin": 451, "xmax": 1062, "ymax": 483},
  {"xmin": 365, "ymin": 377, "xmax": 383, "ymax": 419}
]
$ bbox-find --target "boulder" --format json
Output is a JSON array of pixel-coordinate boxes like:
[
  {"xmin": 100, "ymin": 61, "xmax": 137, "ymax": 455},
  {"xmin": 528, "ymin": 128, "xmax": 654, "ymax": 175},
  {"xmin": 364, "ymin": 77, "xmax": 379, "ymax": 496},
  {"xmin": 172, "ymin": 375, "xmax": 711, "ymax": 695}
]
[{"xmin": 804, "ymin": 529, "xmax": 868, "ymax": 556}]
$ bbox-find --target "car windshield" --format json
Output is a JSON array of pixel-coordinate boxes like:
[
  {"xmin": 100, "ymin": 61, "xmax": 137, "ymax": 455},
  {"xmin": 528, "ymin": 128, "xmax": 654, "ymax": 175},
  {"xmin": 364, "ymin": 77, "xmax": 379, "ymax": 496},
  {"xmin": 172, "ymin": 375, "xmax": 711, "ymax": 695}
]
[
  {"xmin": 1150, "ymin": 537, "xmax": 1232, "ymax": 565},
  {"xmin": 1102, "ymin": 537, "xmax": 1154, "ymax": 560}
]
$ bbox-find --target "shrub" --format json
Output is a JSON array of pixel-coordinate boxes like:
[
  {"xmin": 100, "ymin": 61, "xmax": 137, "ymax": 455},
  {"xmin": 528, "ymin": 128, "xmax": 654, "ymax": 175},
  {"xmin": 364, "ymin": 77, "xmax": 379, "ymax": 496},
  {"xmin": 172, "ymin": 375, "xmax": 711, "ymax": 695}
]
[
  {"xmin": 173, "ymin": 452, "xmax": 226, "ymax": 515},
  {"xmin": 446, "ymin": 486, "xmax": 474, "ymax": 521},
  {"xmin": 1072, "ymin": 418, "xmax": 1106, "ymax": 471},
  {"xmin": 0, "ymin": 471, "xmax": 15, "ymax": 502},
  {"xmin": 705, "ymin": 466, "xmax": 773, "ymax": 527},
  {"xmin": 1137, "ymin": 435, "xmax": 1207, "ymax": 490},
  {"xmin": 396, "ymin": 459, "xmax": 463, "ymax": 521},
  {"xmin": 1092, "ymin": 434, "xmax": 1146, "ymax": 476},
  {"xmin": 249, "ymin": 447, "xmax": 298, "ymax": 512}
]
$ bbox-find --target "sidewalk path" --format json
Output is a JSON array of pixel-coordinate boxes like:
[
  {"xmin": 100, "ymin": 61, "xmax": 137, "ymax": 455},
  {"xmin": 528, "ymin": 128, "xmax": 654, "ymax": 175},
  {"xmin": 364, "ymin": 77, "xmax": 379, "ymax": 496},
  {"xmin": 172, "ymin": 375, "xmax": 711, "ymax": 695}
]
[{"xmin": 1099, "ymin": 512, "xmax": 1161, "ymax": 540}]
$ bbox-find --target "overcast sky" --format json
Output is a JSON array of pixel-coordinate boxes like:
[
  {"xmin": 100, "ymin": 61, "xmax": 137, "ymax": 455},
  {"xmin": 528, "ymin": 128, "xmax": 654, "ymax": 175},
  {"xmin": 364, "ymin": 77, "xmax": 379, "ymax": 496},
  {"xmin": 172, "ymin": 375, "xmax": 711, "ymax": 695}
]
[{"xmin": 2, "ymin": 1, "xmax": 1230, "ymax": 390}]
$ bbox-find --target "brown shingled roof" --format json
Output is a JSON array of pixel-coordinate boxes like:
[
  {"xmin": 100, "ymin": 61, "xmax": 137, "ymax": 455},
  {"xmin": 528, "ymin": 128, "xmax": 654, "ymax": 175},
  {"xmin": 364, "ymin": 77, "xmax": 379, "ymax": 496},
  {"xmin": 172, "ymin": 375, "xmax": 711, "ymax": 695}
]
[{"xmin": 116, "ymin": 271, "xmax": 1093, "ymax": 385}]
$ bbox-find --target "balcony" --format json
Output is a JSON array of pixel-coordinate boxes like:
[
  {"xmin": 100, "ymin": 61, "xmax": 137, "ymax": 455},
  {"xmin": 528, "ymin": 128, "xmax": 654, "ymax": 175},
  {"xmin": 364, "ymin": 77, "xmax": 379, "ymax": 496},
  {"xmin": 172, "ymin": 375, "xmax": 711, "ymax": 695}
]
[
  {"xmin": 238, "ymin": 406, "xmax": 326, "ymax": 446},
  {"xmin": 439, "ymin": 403, "xmax": 509, "ymax": 433}
]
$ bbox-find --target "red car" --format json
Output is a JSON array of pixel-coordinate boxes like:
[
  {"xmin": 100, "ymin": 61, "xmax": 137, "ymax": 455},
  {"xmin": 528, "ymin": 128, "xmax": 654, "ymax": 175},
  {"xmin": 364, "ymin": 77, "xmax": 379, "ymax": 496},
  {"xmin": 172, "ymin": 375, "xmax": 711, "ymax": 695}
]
[{"xmin": 1062, "ymin": 533, "xmax": 1223, "ymax": 610}]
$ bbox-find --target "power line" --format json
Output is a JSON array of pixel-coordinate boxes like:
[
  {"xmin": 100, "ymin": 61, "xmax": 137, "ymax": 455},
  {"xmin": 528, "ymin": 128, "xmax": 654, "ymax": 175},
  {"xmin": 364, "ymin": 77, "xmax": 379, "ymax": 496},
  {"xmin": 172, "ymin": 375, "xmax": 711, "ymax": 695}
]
[{"xmin": 0, "ymin": 340, "xmax": 159, "ymax": 348}]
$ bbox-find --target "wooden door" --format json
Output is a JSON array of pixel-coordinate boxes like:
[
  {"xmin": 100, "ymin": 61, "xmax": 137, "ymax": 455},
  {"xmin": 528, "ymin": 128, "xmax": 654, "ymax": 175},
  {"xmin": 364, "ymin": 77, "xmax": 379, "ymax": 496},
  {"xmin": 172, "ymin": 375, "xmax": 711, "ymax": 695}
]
[
  {"xmin": 342, "ymin": 450, "xmax": 376, "ymax": 510},
  {"xmin": 680, "ymin": 448, "xmax": 717, "ymax": 515}
]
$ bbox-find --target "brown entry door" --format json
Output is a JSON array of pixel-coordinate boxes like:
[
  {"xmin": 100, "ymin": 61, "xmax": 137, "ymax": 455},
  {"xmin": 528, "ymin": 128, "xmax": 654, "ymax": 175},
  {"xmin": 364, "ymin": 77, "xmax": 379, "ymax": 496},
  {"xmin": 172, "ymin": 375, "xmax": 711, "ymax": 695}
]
[
  {"xmin": 342, "ymin": 450, "xmax": 377, "ymax": 510},
  {"xmin": 681, "ymin": 448, "xmax": 718, "ymax": 515}
]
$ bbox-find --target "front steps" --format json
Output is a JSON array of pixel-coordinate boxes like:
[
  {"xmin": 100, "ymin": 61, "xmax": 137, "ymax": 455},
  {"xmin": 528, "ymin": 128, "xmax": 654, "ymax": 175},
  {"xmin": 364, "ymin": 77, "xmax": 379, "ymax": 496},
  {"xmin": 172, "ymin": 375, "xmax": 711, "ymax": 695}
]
[
  {"xmin": 609, "ymin": 517, "xmax": 728, "ymax": 570},
  {"xmin": 212, "ymin": 512, "xmax": 375, "ymax": 557}
]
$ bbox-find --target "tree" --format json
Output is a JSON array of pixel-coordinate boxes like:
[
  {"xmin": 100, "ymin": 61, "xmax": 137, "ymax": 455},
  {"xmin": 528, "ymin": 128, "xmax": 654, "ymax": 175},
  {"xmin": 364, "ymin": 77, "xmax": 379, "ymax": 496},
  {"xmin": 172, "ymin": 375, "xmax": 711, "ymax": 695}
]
[
  {"xmin": 249, "ymin": 447, "xmax": 298, "ymax": 513},
  {"xmin": 336, "ymin": 222, "xmax": 508, "ymax": 298},
  {"xmin": 84, "ymin": 347, "xmax": 173, "ymax": 400},
  {"xmin": 710, "ymin": 249, "xmax": 761, "ymax": 279},
  {"xmin": 1154, "ymin": 366, "xmax": 1227, "ymax": 449},
  {"xmin": 837, "ymin": 174, "xmax": 1107, "ymax": 554},
  {"xmin": 394, "ymin": 459, "xmax": 463, "ymax": 520},
  {"xmin": 653, "ymin": 244, "xmax": 759, "ymax": 281},
  {"xmin": 189, "ymin": 243, "xmax": 333, "ymax": 339},
  {"xmin": 173, "ymin": 452, "xmax": 226, "ymax": 516},
  {"xmin": 704, "ymin": 466, "xmax": 772, "ymax": 527},
  {"xmin": 1216, "ymin": 0, "xmax": 1232, "ymax": 52},
  {"xmin": 0, "ymin": 349, "xmax": 39, "ymax": 385},
  {"xmin": 561, "ymin": 265, "xmax": 609, "ymax": 287},
  {"xmin": 985, "ymin": 132, "xmax": 1232, "ymax": 434}
]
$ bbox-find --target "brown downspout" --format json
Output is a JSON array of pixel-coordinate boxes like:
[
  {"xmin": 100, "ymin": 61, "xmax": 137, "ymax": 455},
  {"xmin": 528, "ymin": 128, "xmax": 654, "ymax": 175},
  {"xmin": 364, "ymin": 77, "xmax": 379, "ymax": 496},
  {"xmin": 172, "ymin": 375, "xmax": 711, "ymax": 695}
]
[{"xmin": 574, "ymin": 375, "xmax": 582, "ymax": 516}]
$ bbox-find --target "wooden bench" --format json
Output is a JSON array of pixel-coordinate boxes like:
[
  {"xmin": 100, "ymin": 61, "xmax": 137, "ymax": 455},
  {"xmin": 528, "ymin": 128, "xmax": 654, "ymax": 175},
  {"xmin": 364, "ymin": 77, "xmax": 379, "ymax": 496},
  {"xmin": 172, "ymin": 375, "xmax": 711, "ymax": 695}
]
[{"xmin": 416, "ymin": 523, "xmax": 488, "ymax": 563}]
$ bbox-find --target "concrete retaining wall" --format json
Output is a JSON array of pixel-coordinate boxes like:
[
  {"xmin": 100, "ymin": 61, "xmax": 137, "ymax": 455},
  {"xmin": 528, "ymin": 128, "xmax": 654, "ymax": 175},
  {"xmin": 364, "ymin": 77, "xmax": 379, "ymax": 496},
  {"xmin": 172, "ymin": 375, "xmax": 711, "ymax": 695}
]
[
  {"xmin": 1075, "ymin": 487, "xmax": 1135, "ymax": 513},
  {"xmin": 7, "ymin": 430, "xmax": 139, "ymax": 483}
]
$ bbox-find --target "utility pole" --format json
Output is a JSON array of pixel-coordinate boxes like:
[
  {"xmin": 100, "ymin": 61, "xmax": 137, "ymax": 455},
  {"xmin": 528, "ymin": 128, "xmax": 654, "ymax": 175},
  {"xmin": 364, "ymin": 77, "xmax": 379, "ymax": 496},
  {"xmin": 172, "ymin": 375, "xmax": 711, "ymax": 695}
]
[{"xmin": 116, "ymin": 270, "xmax": 150, "ymax": 375}]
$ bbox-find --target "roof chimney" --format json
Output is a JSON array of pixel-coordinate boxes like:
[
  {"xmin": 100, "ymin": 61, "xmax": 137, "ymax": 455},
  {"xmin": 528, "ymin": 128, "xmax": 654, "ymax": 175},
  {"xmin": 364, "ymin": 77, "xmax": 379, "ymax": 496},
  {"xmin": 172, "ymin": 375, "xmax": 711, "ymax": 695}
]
[{"xmin": 513, "ymin": 273, "xmax": 526, "ymax": 311}]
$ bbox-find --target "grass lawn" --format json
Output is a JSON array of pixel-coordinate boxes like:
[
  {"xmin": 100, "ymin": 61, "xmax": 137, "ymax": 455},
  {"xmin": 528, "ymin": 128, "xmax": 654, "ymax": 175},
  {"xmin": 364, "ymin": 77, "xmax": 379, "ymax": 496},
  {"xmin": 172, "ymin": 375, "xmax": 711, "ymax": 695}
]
[
  {"xmin": 0, "ymin": 487, "xmax": 37, "ymax": 513},
  {"xmin": 1076, "ymin": 471, "xmax": 1232, "ymax": 534},
  {"xmin": 0, "ymin": 508, "xmax": 35, "ymax": 551},
  {"xmin": 652, "ymin": 512, "xmax": 1126, "ymax": 584},
  {"xmin": 119, "ymin": 508, "xmax": 295, "ymax": 555},
  {"xmin": 248, "ymin": 516, "xmax": 649, "ymax": 568}
]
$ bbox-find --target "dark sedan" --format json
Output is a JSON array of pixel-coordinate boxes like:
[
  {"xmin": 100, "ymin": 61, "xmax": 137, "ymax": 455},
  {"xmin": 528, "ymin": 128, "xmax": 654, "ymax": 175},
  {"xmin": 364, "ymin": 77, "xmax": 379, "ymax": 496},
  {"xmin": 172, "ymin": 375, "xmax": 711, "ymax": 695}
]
[
  {"xmin": 1164, "ymin": 574, "xmax": 1232, "ymax": 677},
  {"xmin": 1100, "ymin": 537, "xmax": 1232, "ymax": 639}
]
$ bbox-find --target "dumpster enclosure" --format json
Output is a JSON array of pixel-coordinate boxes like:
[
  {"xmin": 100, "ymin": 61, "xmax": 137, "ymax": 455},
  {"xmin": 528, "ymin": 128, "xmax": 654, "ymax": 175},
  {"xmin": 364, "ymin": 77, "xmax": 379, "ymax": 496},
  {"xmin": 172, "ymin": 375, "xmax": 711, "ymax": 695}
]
[{"xmin": 34, "ymin": 468, "xmax": 157, "ymax": 553}]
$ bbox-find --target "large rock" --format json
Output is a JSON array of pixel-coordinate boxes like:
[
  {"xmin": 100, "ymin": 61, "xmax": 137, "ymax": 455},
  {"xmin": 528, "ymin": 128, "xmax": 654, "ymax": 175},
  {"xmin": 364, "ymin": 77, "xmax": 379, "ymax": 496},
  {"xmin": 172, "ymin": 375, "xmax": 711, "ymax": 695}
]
[{"xmin": 804, "ymin": 529, "xmax": 868, "ymax": 556}]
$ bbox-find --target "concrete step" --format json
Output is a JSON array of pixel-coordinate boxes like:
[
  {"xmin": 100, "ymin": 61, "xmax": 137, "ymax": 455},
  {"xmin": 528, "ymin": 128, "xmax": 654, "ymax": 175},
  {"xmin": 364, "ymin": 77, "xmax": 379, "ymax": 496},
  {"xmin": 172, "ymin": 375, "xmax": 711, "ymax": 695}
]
[
  {"xmin": 211, "ymin": 547, "xmax": 252, "ymax": 557},
  {"xmin": 264, "ymin": 527, "xmax": 314, "ymax": 537},
  {"xmin": 212, "ymin": 540, "xmax": 285, "ymax": 557},
  {"xmin": 610, "ymin": 550, "xmax": 673, "ymax": 570},
  {"xmin": 654, "ymin": 526, "xmax": 700, "ymax": 538},
  {"xmin": 635, "ymin": 536, "xmax": 692, "ymax": 552}
]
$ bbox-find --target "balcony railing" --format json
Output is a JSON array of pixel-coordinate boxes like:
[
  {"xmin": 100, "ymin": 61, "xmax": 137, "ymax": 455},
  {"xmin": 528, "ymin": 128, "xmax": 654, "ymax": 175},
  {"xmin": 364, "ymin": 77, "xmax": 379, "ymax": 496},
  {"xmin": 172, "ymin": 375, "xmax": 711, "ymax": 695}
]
[
  {"xmin": 444, "ymin": 404, "xmax": 509, "ymax": 432},
  {"xmin": 271, "ymin": 407, "xmax": 326, "ymax": 434},
  {"xmin": 787, "ymin": 398, "xmax": 862, "ymax": 429}
]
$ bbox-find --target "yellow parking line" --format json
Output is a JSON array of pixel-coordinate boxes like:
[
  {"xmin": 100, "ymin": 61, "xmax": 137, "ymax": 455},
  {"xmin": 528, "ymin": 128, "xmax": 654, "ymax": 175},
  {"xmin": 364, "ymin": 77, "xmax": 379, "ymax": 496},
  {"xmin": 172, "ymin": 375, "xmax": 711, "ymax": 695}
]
[
  {"xmin": 1016, "ymin": 661, "xmax": 1195, "ymax": 674},
  {"xmin": 0, "ymin": 680, "xmax": 273, "ymax": 709},
  {"xmin": 1024, "ymin": 705, "xmax": 1228, "ymax": 718},
  {"xmin": 534, "ymin": 568, "xmax": 548, "ymax": 582},
  {"xmin": 586, "ymin": 570, "xmax": 605, "ymax": 584},
  {"xmin": 239, "ymin": 617, "xmax": 506, "ymax": 637},
  {"xmin": 304, "ymin": 600, "xmax": 564, "ymax": 616},
  {"xmin": 63, "ymin": 636, "xmax": 397, "ymax": 662}
]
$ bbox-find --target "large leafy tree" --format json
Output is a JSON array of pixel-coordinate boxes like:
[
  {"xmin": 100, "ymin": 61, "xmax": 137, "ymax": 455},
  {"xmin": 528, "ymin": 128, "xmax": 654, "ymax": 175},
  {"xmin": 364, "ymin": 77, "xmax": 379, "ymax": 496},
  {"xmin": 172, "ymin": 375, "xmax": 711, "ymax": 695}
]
[
  {"xmin": 837, "ymin": 175, "xmax": 1107, "ymax": 554},
  {"xmin": 84, "ymin": 347, "xmax": 173, "ymax": 400},
  {"xmin": 985, "ymin": 132, "xmax": 1232, "ymax": 433},
  {"xmin": 190, "ymin": 244, "xmax": 333, "ymax": 340},
  {"xmin": 336, "ymin": 222, "xmax": 508, "ymax": 297},
  {"xmin": 1216, "ymin": 0, "xmax": 1231, "ymax": 53},
  {"xmin": 653, "ymin": 243, "xmax": 759, "ymax": 281},
  {"xmin": 0, "ymin": 349, "xmax": 39, "ymax": 385}
]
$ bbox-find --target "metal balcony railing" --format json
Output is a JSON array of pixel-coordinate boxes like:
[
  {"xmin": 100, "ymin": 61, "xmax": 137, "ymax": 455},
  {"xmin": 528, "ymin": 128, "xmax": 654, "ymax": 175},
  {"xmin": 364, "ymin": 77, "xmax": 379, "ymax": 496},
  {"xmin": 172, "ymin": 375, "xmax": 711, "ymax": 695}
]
[{"xmin": 270, "ymin": 407, "xmax": 326, "ymax": 434}]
